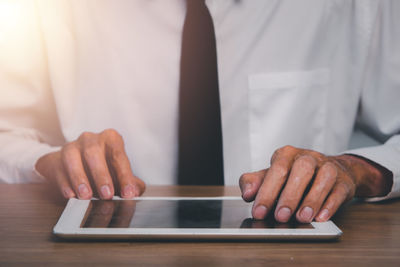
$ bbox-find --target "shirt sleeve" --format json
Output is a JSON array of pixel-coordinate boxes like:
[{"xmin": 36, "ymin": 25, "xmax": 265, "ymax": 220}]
[
  {"xmin": 345, "ymin": 0, "xmax": 400, "ymax": 201},
  {"xmin": 0, "ymin": 0, "xmax": 63, "ymax": 183}
]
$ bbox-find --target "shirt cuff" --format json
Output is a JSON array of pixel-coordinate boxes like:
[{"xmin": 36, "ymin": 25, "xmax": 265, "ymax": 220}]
[{"xmin": 24, "ymin": 145, "xmax": 61, "ymax": 183}]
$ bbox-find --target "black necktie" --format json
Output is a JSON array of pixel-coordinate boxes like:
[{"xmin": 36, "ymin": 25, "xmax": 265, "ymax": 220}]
[{"xmin": 178, "ymin": 0, "xmax": 224, "ymax": 185}]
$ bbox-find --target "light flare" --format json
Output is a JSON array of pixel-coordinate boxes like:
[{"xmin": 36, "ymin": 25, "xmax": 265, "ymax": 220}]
[{"xmin": 0, "ymin": 1, "xmax": 24, "ymax": 43}]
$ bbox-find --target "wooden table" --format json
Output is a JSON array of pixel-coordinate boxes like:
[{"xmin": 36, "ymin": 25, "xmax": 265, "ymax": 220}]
[{"xmin": 1, "ymin": 184, "xmax": 399, "ymax": 266}]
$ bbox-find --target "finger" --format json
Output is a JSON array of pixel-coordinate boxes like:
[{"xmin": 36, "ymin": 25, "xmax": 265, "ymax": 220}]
[
  {"xmin": 41, "ymin": 152, "xmax": 75, "ymax": 199},
  {"xmin": 81, "ymin": 138, "xmax": 115, "ymax": 200},
  {"xmin": 315, "ymin": 182, "xmax": 353, "ymax": 222},
  {"xmin": 252, "ymin": 148, "xmax": 296, "ymax": 219},
  {"xmin": 295, "ymin": 162, "xmax": 337, "ymax": 223},
  {"xmin": 103, "ymin": 129, "xmax": 145, "ymax": 197},
  {"xmin": 61, "ymin": 143, "xmax": 93, "ymax": 199},
  {"xmin": 274, "ymin": 155, "xmax": 317, "ymax": 223},
  {"xmin": 239, "ymin": 169, "xmax": 266, "ymax": 202},
  {"xmin": 54, "ymin": 165, "xmax": 76, "ymax": 199}
]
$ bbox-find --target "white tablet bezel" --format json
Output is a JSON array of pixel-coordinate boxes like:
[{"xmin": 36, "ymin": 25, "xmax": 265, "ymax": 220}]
[{"xmin": 53, "ymin": 196, "xmax": 342, "ymax": 240}]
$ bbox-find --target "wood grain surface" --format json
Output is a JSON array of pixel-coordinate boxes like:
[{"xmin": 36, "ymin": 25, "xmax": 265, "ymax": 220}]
[{"xmin": 0, "ymin": 184, "xmax": 399, "ymax": 266}]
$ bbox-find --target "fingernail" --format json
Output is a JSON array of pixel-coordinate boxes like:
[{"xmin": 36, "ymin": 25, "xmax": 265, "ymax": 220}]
[
  {"xmin": 300, "ymin": 206, "xmax": 314, "ymax": 222},
  {"xmin": 63, "ymin": 188, "xmax": 74, "ymax": 199},
  {"xmin": 253, "ymin": 205, "xmax": 268, "ymax": 219},
  {"xmin": 122, "ymin": 185, "xmax": 134, "ymax": 198},
  {"xmin": 78, "ymin": 184, "xmax": 90, "ymax": 198},
  {"xmin": 276, "ymin": 207, "xmax": 292, "ymax": 222},
  {"xmin": 101, "ymin": 185, "xmax": 112, "ymax": 199},
  {"xmin": 242, "ymin": 184, "xmax": 252, "ymax": 198},
  {"xmin": 318, "ymin": 209, "xmax": 330, "ymax": 221}
]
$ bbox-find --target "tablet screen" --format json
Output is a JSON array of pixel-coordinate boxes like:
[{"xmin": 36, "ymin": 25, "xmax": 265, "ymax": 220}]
[{"xmin": 81, "ymin": 200, "xmax": 313, "ymax": 229}]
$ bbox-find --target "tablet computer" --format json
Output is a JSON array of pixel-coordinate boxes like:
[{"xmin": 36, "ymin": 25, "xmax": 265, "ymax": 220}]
[{"xmin": 53, "ymin": 196, "xmax": 342, "ymax": 240}]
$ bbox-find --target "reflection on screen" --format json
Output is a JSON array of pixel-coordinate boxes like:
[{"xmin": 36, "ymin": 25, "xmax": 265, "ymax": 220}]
[{"xmin": 81, "ymin": 200, "xmax": 313, "ymax": 229}]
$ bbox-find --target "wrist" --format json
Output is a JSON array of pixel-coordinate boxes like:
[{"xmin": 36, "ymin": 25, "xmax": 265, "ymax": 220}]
[{"xmin": 335, "ymin": 154, "xmax": 393, "ymax": 197}]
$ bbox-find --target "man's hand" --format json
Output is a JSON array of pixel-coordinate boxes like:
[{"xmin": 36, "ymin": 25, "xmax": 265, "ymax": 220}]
[
  {"xmin": 239, "ymin": 145, "xmax": 392, "ymax": 223},
  {"xmin": 35, "ymin": 129, "xmax": 145, "ymax": 200}
]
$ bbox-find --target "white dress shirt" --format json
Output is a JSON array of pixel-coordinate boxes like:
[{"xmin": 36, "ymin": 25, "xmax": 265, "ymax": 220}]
[{"xmin": 0, "ymin": 0, "xmax": 399, "ymax": 201}]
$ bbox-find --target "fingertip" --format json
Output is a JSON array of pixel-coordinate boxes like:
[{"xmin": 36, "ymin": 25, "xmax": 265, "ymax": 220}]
[
  {"xmin": 295, "ymin": 206, "xmax": 314, "ymax": 223},
  {"xmin": 252, "ymin": 205, "xmax": 268, "ymax": 220},
  {"xmin": 134, "ymin": 178, "xmax": 146, "ymax": 196},
  {"xmin": 121, "ymin": 184, "xmax": 135, "ymax": 198},
  {"xmin": 241, "ymin": 183, "xmax": 255, "ymax": 202},
  {"xmin": 134, "ymin": 186, "xmax": 142, "ymax": 197},
  {"xmin": 77, "ymin": 183, "xmax": 92, "ymax": 199},
  {"xmin": 295, "ymin": 210, "xmax": 309, "ymax": 224},
  {"xmin": 275, "ymin": 207, "xmax": 292, "ymax": 223},
  {"xmin": 100, "ymin": 184, "xmax": 114, "ymax": 200},
  {"xmin": 242, "ymin": 194, "xmax": 252, "ymax": 202},
  {"xmin": 62, "ymin": 187, "xmax": 75, "ymax": 199},
  {"xmin": 316, "ymin": 208, "xmax": 330, "ymax": 222}
]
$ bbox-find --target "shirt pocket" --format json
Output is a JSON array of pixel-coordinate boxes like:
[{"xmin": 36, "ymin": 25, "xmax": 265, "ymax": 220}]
[{"xmin": 247, "ymin": 69, "xmax": 330, "ymax": 171}]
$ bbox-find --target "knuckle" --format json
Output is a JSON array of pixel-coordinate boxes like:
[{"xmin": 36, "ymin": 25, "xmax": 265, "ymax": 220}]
[
  {"xmin": 303, "ymin": 187, "xmax": 322, "ymax": 204},
  {"xmin": 110, "ymin": 149, "xmax": 126, "ymax": 164},
  {"xmin": 239, "ymin": 173, "xmax": 253, "ymax": 184},
  {"xmin": 334, "ymin": 183, "xmax": 347, "ymax": 196},
  {"xmin": 295, "ymin": 155, "xmax": 317, "ymax": 171},
  {"xmin": 79, "ymin": 131, "xmax": 95, "ymax": 142},
  {"xmin": 271, "ymin": 163, "xmax": 289, "ymax": 179},
  {"xmin": 304, "ymin": 195, "xmax": 319, "ymax": 206},
  {"xmin": 320, "ymin": 162, "xmax": 338, "ymax": 179},
  {"xmin": 61, "ymin": 142, "xmax": 79, "ymax": 156},
  {"xmin": 271, "ymin": 145, "xmax": 297, "ymax": 164},
  {"xmin": 82, "ymin": 144, "xmax": 101, "ymax": 159},
  {"xmin": 102, "ymin": 128, "xmax": 122, "ymax": 140},
  {"xmin": 281, "ymin": 145, "xmax": 295, "ymax": 153},
  {"xmin": 136, "ymin": 178, "xmax": 146, "ymax": 193},
  {"xmin": 274, "ymin": 145, "xmax": 295, "ymax": 157},
  {"xmin": 311, "ymin": 181, "xmax": 325, "ymax": 193},
  {"xmin": 335, "ymin": 182, "xmax": 354, "ymax": 199}
]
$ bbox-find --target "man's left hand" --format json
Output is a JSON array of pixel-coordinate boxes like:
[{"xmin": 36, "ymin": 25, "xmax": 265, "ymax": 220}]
[{"xmin": 239, "ymin": 145, "xmax": 392, "ymax": 223}]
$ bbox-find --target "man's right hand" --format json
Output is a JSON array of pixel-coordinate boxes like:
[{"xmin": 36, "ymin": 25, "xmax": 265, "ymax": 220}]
[{"xmin": 35, "ymin": 129, "xmax": 145, "ymax": 200}]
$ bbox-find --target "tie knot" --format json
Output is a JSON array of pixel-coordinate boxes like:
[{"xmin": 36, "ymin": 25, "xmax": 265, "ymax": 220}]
[{"xmin": 187, "ymin": 0, "xmax": 206, "ymax": 10}]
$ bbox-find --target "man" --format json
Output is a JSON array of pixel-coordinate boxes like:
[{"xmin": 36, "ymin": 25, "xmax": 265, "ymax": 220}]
[{"xmin": 0, "ymin": 0, "xmax": 399, "ymax": 223}]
